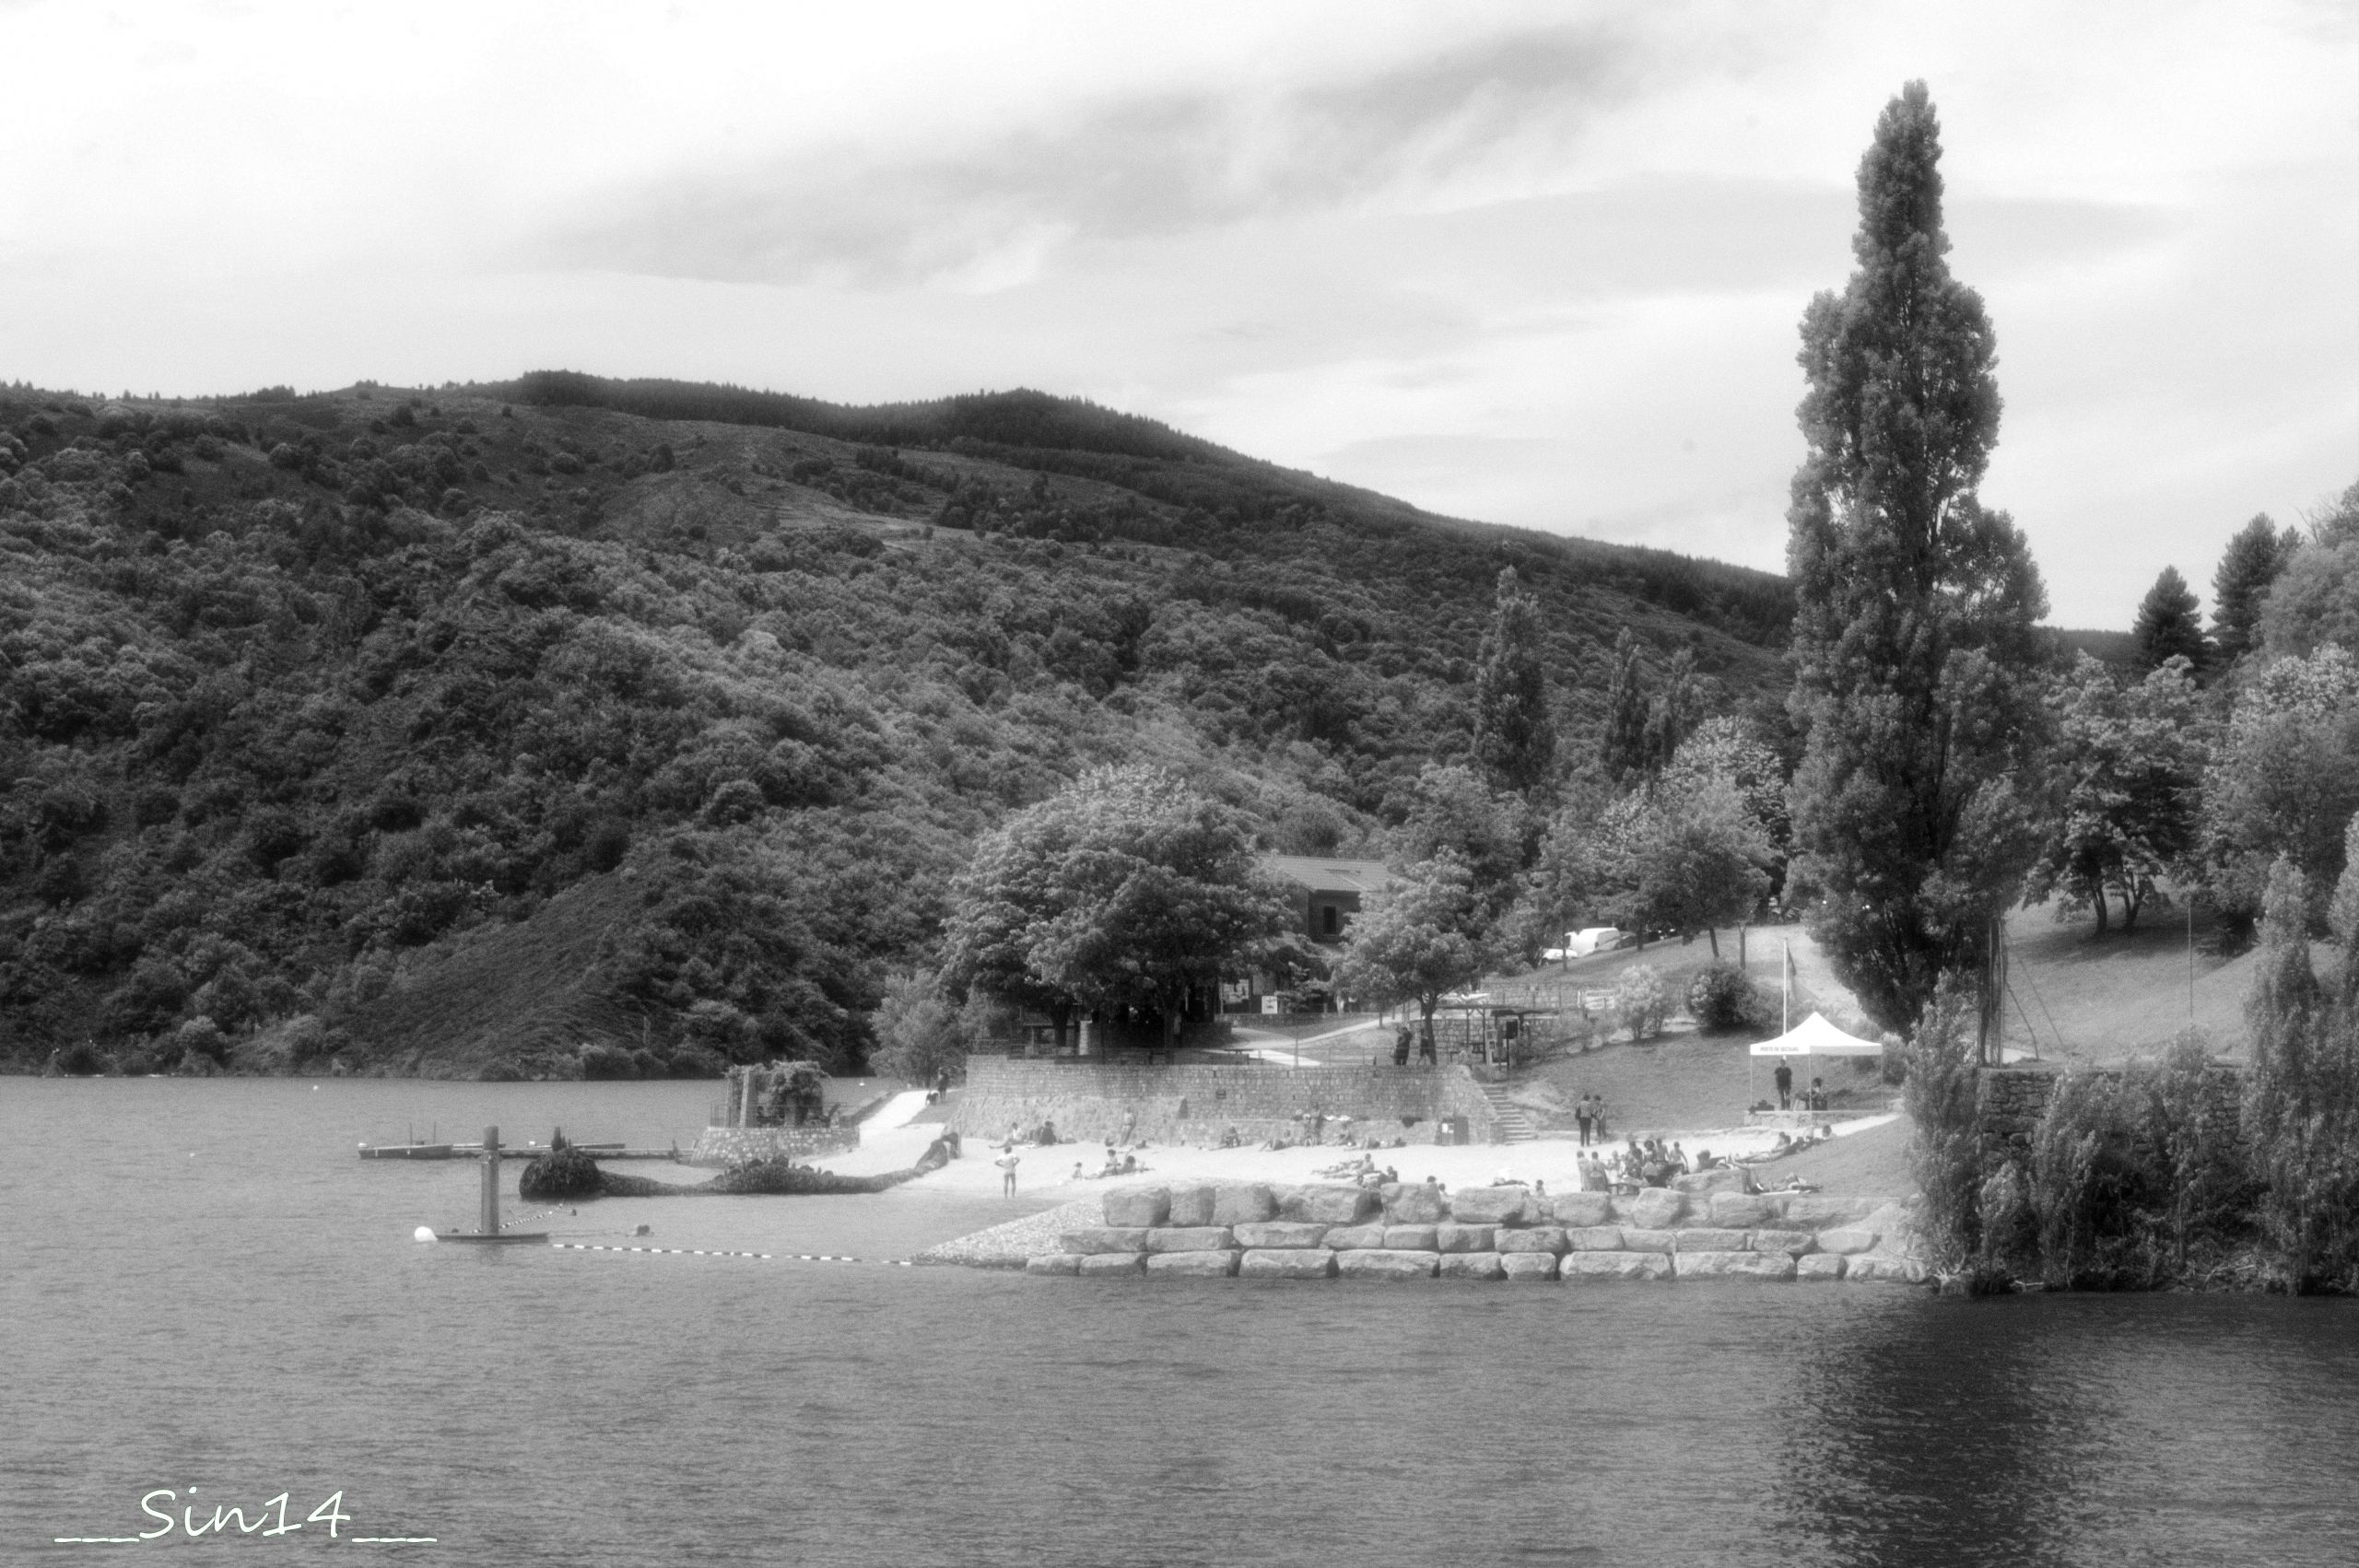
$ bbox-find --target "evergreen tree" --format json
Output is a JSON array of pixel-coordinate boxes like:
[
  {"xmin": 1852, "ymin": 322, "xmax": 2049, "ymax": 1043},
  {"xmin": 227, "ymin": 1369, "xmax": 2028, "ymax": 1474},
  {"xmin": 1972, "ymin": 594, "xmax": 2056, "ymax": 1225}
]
[
  {"xmin": 1784, "ymin": 81, "xmax": 2050, "ymax": 1034},
  {"xmin": 1471, "ymin": 567, "xmax": 1555, "ymax": 793},
  {"xmin": 2212, "ymin": 512, "xmax": 2298, "ymax": 663},
  {"xmin": 2131, "ymin": 565, "xmax": 2209, "ymax": 672}
]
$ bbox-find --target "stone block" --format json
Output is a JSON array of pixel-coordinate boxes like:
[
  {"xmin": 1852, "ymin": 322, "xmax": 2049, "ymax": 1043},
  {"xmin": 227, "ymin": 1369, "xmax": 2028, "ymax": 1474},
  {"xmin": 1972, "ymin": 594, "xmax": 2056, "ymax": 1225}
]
[
  {"xmin": 1286, "ymin": 1183, "xmax": 1379, "ymax": 1225},
  {"xmin": 1335, "ymin": 1248, "xmax": 1439, "ymax": 1281},
  {"xmin": 1238, "ymin": 1248, "xmax": 1336, "ymax": 1281},
  {"xmin": 1781, "ymin": 1195, "xmax": 1875, "ymax": 1230},
  {"xmin": 1385, "ymin": 1224, "xmax": 1439, "ymax": 1251},
  {"xmin": 1145, "ymin": 1249, "xmax": 1239, "ymax": 1278},
  {"xmin": 1434, "ymin": 1223, "xmax": 1496, "ymax": 1254},
  {"xmin": 1674, "ymin": 1250, "xmax": 1797, "ymax": 1281},
  {"xmin": 1564, "ymin": 1225, "xmax": 1625, "ymax": 1252},
  {"xmin": 1626, "ymin": 1188, "xmax": 1685, "ymax": 1229},
  {"xmin": 1708, "ymin": 1194, "xmax": 1778, "ymax": 1228},
  {"xmin": 1860, "ymin": 1201, "xmax": 1919, "ymax": 1241},
  {"xmin": 1438, "ymin": 1252, "xmax": 1506, "ymax": 1281},
  {"xmin": 1166, "ymin": 1183, "xmax": 1217, "ymax": 1227},
  {"xmin": 1815, "ymin": 1228, "xmax": 1877, "ymax": 1256},
  {"xmin": 1672, "ymin": 1166, "xmax": 1747, "ymax": 1195},
  {"xmin": 1026, "ymin": 1252, "xmax": 1082, "ymax": 1275},
  {"xmin": 1322, "ymin": 1223, "xmax": 1390, "ymax": 1250},
  {"xmin": 1210, "ymin": 1182, "xmax": 1278, "ymax": 1226},
  {"xmin": 1495, "ymin": 1226, "xmax": 1567, "ymax": 1255},
  {"xmin": 1675, "ymin": 1227, "xmax": 1750, "ymax": 1252},
  {"xmin": 1548, "ymin": 1192, "xmax": 1613, "ymax": 1227},
  {"xmin": 1499, "ymin": 1251, "xmax": 1561, "ymax": 1281},
  {"xmin": 1144, "ymin": 1226, "xmax": 1235, "ymax": 1253},
  {"xmin": 1076, "ymin": 1252, "xmax": 1144, "ymax": 1278},
  {"xmin": 1561, "ymin": 1251, "xmax": 1672, "ymax": 1281},
  {"xmin": 1794, "ymin": 1254, "xmax": 1848, "ymax": 1281},
  {"xmin": 1845, "ymin": 1254, "xmax": 1928, "ymax": 1284},
  {"xmin": 1059, "ymin": 1227, "xmax": 1150, "ymax": 1255},
  {"xmin": 1234, "ymin": 1222, "xmax": 1328, "ymax": 1250},
  {"xmin": 1103, "ymin": 1186, "xmax": 1170, "ymax": 1228},
  {"xmin": 1618, "ymin": 1227, "xmax": 1677, "ymax": 1254},
  {"xmin": 1751, "ymin": 1229, "xmax": 1816, "ymax": 1257},
  {"xmin": 1384, "ymin": 1184, "xmax": 1447, "ymax": 1224},
  {"xmin": 1449, "ymin": 1186, "xmax": 1532, "ymax": 1225}
]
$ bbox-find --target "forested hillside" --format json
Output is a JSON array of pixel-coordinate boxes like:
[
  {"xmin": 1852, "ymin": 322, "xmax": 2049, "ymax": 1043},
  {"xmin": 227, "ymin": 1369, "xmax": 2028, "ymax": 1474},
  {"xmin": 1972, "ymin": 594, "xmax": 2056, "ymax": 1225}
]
[{"xmin": 0, "ymin": 376, "xmax": 1790, "ymax": 1077}]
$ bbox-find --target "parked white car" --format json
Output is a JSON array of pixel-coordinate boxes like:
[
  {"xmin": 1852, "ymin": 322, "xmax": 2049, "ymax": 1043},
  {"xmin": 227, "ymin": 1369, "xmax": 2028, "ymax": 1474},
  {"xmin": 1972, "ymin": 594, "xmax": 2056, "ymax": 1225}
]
[{"xmin": 1543, "ymin": 927, "xmax": 1632, "ymax": 961}]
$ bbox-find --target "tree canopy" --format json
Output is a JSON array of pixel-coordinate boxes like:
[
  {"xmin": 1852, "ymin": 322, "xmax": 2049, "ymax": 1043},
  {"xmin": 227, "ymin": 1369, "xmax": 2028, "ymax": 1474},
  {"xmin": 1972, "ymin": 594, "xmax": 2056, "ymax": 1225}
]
[
  {"xmin": 2027, "ymin": 655, "xmax": 2205, "ymax": 933},
  {"xmin": 1784, "ymin": 80, "xmax": 2049, "ymax": 1034},
  {"xmin": 941, "ymin": 766, "xmax": 1300, "ymax": 1050},
  {"xmin": 1332, "ymin": 854, "xmax": 1488, "ymax": 1049}
]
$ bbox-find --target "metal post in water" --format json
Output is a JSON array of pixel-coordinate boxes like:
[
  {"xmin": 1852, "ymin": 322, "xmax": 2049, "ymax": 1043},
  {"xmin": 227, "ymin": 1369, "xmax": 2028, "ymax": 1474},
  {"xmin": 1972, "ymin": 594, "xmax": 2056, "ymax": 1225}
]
[{"xmin": 480, "ymin": 1125, "xmax": 500, "ymax": 1235}]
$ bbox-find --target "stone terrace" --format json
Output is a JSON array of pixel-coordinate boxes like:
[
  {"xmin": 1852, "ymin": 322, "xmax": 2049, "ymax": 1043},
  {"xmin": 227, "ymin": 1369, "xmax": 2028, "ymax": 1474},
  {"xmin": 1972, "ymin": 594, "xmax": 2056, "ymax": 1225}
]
[{"xmin": 1027, "ymin": 1177, "xmax": 1926, "ymax": 1284}]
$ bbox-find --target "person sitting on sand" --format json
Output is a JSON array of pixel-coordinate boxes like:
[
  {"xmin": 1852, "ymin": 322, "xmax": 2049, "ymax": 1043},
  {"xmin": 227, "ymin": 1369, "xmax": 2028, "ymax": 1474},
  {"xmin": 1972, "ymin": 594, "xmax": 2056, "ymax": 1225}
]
[{"xmin": 1694, "ymin": 1149, "xmax": 1718, "ymax": 1170}]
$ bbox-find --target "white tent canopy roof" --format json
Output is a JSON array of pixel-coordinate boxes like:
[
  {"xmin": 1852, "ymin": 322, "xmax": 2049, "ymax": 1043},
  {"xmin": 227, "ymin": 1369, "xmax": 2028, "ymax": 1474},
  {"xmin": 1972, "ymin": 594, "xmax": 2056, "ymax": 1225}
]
[{"xmin": 1750, "ymin": 1011, "xmax": 1884, "ymax": 1057}]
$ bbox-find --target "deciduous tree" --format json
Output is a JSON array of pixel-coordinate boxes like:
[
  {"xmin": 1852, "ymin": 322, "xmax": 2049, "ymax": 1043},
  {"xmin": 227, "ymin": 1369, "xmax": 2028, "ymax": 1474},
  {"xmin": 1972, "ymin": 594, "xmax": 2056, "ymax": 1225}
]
[
  {"xmin": 1332, "ymin": 854, "xmax": 1489, "ymax": 1056},
  {"xmin": 1784, "ymin": 81, "xmax": 2050, "ymax": 1033},
  {"xmin": 2027, "ymin": 655, "xmax": 2205, "ymax": 933}
]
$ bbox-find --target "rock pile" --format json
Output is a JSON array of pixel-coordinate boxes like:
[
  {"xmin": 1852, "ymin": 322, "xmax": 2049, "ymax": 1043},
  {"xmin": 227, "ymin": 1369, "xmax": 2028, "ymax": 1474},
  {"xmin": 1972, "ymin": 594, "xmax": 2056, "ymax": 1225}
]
[{"xmin": 1026, "ymin": 1180, "xmax": 1927, "ymax": 1284}]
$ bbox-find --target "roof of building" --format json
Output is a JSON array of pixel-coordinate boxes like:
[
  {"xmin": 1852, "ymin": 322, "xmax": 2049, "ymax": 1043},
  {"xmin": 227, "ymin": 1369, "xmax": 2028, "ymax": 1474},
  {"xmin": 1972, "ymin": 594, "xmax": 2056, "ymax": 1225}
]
[{"xmin": 1258, "ymin": 855, "xmax": 1397, "ymax": 895}]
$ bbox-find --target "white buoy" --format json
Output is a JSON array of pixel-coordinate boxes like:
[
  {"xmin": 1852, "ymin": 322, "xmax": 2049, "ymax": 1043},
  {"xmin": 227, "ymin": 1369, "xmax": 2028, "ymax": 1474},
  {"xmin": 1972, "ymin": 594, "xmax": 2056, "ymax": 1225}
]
[{"xmin": 413, "ymin": 1226, "xmax": 437, "ymax": 1243}]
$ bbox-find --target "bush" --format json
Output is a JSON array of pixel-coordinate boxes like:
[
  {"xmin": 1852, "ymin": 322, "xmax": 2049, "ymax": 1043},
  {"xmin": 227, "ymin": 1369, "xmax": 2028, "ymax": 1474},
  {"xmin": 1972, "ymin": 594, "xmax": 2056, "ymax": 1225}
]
[
  {"xmin": 1611, "ymin": 964, "xmax": 1670, "ymax": 1041},
  {"xmin": 579, "ymin": 1043, "xmax": 640, "ymax": 1080},
  {"xmin": 1686, "ymin": 963, "xmax": 1767, "ymax": 1031},
  {"xmin": 58, "ymin": 1040, "xmax": 106, "ymax": 1076}
]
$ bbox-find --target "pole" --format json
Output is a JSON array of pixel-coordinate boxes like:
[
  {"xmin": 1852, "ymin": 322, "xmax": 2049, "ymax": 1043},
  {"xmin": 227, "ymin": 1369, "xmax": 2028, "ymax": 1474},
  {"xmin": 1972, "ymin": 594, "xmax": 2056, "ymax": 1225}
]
[
  {"xmin": 479, "ymin": 1124, "xmax": 500, "ymax": 1235},
  {"xmin": 2188, "ymin": 890, "xmax": 2196, "ymax": 1033}
]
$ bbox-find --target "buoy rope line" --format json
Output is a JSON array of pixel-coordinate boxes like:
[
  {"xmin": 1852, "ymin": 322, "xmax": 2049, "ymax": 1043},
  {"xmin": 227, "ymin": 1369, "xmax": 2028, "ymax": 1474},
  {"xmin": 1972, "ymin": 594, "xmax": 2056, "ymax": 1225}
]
[{"xmin": 553, "ymin": 1242, "xmax": 913, "ymax": 1267}]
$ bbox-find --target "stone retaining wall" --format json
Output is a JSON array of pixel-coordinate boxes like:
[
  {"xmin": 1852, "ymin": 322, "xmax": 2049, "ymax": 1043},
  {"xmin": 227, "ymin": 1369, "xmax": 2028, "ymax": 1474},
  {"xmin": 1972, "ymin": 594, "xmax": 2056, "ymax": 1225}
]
[
  {"xmin": 684, "ymin": 1125, "xmax": 860, "ymax": 1168},
  {"xmin": 1026, "ymin": 1179, "xmax": 1927, "ymax": 1285},
  {"xmin": 1977, "ymin": 1064, "xmax": 2242, "ymax": 1166},
  {"xmin": 950, "ymin": 1058, "xmax": 1503, "ymax": 1147}
]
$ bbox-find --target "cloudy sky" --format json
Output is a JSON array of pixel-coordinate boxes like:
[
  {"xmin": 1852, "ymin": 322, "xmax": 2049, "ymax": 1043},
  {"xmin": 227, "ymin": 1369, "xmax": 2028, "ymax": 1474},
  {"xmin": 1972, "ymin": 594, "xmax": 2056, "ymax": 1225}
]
[{"xmin": 4, "ymin": 1, "xmax": 2353, "ymax": 626}]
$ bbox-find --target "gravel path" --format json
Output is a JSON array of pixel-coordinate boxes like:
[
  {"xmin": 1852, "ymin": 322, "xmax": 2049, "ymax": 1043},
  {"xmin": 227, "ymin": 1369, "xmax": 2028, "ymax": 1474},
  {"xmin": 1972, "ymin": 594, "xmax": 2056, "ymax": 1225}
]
[{"xmin": 910, "ymin": 1198, "xmax": 1098, "ymax": 1269}]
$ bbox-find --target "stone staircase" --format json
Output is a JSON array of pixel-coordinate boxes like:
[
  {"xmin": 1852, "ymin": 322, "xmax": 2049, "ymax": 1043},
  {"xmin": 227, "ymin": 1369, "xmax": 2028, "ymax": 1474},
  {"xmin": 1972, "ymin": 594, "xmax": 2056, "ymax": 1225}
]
[{"xmin": 1476, "ymin": 1081, "xmax": 1539, "ymax": 1143}]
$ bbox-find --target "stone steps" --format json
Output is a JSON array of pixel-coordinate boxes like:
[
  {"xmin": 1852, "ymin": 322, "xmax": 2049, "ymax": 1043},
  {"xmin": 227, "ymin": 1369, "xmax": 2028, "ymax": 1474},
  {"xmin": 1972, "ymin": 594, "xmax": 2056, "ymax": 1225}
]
[{"xmin": 1476, "ymin": 1082, "xmax": 1538, "ymax": 1143}]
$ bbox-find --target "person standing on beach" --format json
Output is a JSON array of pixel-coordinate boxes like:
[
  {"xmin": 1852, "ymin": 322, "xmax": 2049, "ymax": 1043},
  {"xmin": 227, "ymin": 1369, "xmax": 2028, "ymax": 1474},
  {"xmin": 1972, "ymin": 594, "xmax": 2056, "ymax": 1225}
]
[
  {"xmin": 1575, "ymin": 1095, "xmax": 1594, "ymax": 1147},
  {"xmin": 996, "ymin": 1148, "xmax": 1020, "ymax": 1196},
  {"xmin": 1774, "ymin": 1061, "xmax": 1793, "ymax": 1110}
]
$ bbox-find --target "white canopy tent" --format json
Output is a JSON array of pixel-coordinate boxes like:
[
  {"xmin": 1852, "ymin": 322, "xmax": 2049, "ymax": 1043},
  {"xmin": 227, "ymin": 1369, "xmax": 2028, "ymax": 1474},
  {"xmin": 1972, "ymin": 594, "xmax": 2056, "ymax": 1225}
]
[
  {"xmin": 1747, "ymin": 1011, "xmax": 1883, "ymax": 1115},
  {"xmin": 1749, "ymin": 1012, "xmax": 1884, "ymax": 1057}
]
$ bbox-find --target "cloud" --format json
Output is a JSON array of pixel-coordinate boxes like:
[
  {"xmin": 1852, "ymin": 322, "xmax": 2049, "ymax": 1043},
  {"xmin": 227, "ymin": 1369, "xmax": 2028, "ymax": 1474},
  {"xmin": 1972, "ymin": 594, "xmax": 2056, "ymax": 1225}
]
[{"xmin": 537, "ymin": 19, "xmax": 1654, "ymax": 288}]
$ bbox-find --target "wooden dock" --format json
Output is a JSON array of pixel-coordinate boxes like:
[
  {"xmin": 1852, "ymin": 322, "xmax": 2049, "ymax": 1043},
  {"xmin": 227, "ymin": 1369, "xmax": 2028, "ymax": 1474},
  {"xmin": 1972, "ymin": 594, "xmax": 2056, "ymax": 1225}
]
[{"xmin": 361, "ymin": 1142, "xmax": 679, "ymax": 1161}]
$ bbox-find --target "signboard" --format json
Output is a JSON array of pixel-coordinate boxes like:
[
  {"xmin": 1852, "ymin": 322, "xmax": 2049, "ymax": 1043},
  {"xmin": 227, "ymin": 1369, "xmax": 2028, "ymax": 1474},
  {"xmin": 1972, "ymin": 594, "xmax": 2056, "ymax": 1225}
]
[{"xmin": 1261, "ymin": 996, "xmax": 1281, "ymax": 1015}]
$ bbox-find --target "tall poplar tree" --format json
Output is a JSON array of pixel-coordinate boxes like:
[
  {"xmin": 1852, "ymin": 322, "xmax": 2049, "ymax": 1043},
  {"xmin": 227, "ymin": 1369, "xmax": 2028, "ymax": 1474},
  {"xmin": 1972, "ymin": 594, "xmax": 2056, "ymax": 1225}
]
[
  {"xmin": 1471, "ymin": 567, "xmax": 1555, "ymax": 793},
  {"xmin": 1785, "ymin": 81, "xmax": 2050, "ymax": 1034}
]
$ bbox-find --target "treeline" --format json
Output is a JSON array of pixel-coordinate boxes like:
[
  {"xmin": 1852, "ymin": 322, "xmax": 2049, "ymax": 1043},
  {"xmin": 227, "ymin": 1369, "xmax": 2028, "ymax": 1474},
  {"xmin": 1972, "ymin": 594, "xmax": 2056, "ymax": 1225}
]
[{"xmin": 0, "ymin": 380, "xmax": 1787, "ymax": 1079}]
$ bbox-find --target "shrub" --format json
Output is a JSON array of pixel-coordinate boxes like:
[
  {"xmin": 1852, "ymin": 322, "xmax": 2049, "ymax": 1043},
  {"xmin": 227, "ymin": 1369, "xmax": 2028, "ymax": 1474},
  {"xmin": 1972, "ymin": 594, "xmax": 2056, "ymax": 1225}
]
[
  {"xmin": 1686, "ymin": 962, "xmax": 1767, "ymax": 1031},
  {"xmin": 578, "ymin": 1043, "xmax": 640, "ymax": 1080},
  {"xmin": 58, "ymin": 1040, "xmax": 105, "ymax": 1076},
  {"xmin": 1611, "ymin": 964, "xmax": 1670, "ymax": 1041}
]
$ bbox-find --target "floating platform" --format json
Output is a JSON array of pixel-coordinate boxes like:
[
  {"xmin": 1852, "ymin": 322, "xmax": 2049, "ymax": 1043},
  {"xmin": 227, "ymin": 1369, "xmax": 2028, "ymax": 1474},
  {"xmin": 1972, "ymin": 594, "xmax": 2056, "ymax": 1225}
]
[
  {"xmin": 359, "ymin": 1143, "xmax": 454, "ymax": 1160},
  {"xmin": 435, "ymin": 1230, "xmax": 550, "ymax": 1245}
]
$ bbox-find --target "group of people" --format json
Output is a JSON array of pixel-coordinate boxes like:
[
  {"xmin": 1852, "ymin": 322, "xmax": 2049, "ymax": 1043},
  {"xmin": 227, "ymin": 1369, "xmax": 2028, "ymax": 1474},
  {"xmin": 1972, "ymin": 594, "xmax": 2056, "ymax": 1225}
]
[
  {"xmin": 1770, "ymin": 1062, "xmax": 1833, "ymax": 1112},
  {"xmin": 1317, "ymin": 1152, "xmax": 1402, "ymax": 1189},
  {"xmin": 1567, "ymin": 1135, "xmax": 1724, "ymax": 1193},
  {"xmin": 1571, "ymin": 1094, "xmax": 1611, "ymax": 1146},
  {"xmin": 1391, "ymin": 1023, "xmax": 1439, "ymax": 1066}
]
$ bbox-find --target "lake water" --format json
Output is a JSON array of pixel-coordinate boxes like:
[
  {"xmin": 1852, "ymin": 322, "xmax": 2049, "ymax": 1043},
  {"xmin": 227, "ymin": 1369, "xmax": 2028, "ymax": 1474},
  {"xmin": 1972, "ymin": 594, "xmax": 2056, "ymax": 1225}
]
[{"xmin": 8, "ymin": 1077, "xmax": 2359, "ymax": 1566}]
